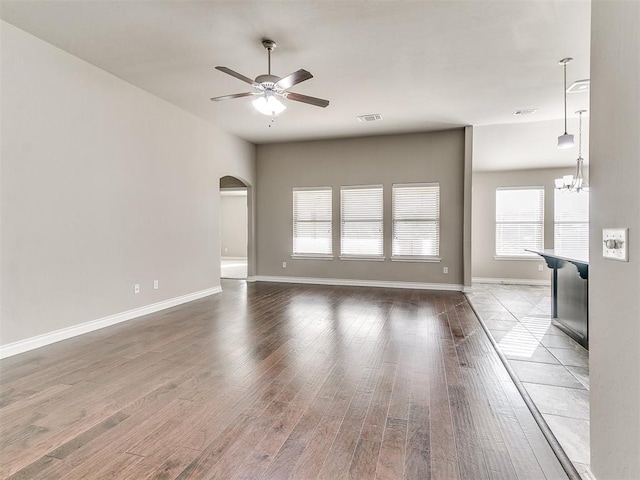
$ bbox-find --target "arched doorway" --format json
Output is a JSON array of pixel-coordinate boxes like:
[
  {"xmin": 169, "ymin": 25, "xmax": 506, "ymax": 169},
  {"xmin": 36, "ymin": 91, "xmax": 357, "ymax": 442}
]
[{"xmin": 220, "ymin": 175, "xmax": 249, "ymax": 279}]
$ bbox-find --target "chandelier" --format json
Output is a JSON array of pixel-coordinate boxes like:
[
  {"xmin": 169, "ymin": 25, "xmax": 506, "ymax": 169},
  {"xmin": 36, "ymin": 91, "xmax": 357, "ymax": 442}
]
[{"xmin": 556, "ymin": 110, "xmax": 589, "ymax": 192}]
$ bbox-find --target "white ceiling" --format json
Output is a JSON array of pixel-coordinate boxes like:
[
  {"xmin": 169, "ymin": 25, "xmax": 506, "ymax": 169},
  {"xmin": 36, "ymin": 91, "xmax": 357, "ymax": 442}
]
[
  {"xmin": 474, "ymin": 116, "xmax": 589, "ymax": 171},
  {"xmin": 1, "ymin": 0, "xmax": 591, "ymax": 161}
]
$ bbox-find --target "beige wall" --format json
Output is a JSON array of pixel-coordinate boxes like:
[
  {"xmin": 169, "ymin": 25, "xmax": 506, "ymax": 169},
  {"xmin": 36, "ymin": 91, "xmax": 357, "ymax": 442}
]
[
  {"xmin": 472, "ymin": 167, "xmax": 576, "ymax": 282},
  {"xmin": 255, "ymin": 130, "xmax": 465, "ymax": 286},
  {"xmin": 0, "ymin": 22, "xmax": 255, "ymax": 346},
  {"xmin": 220, "ymin": 193, "xmax": 248, "ymax": 258},
  {"xmin": 589, "ymin": 1, "xmax": 640, "ymax": 478}
]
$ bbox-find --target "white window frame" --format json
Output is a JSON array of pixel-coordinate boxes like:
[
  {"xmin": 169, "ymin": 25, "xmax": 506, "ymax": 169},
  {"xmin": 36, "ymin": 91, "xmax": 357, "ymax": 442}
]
[
  {"xmin": 554, "ymin": 189, "xmax": 589, "ymax": 252},
  {"xmin": 340, "ymin": 185, "xmax": 384, "ymax": 260},
  {"xmin": 495, "ymin": 186, "xmax": 544, "ymax": 259},
  {"xmin": 391, "ymin": 182, "xmax": 441, "ymax": 262},
  {"xmin": 292, "ymin": 187, "xmax": 333, "ymax": 259}
]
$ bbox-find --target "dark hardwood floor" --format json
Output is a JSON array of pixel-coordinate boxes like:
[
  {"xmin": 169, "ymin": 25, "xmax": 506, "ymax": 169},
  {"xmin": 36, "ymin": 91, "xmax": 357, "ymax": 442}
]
[{"xmin": 0, "ymin": 281, "xmax": 569, "ymax": 479}]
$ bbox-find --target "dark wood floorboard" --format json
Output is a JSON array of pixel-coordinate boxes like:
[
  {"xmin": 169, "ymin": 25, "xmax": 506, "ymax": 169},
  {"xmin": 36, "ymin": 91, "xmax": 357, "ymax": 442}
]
[{"xmin": 0, "ymin": 281, "xmax": 569, "ymax": 479}]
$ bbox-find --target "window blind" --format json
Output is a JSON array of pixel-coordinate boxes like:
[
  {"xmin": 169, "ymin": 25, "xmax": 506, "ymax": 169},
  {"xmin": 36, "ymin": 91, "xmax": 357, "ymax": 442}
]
[
  {"xmin": 554, "ymin": 190, "xmax": 589, "ymax": 251},
  {"xmin": 340, "ymin": 185, "xmax": 383, "ymax": 257},
  {"xmin": 495, "ymin": 187, "xmax": 544, "ymax": 256},
  {"xmin": 293, "ymin": 187, "xmax": 332, "ymax": 256},
  {"xmin": 392, "ymin": 183, "xmax": 440, "ymax": 257}
]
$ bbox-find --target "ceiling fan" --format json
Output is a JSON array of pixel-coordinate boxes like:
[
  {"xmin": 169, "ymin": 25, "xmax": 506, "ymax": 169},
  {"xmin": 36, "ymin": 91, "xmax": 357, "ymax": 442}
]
[{"xmin": 210, "ymin": 39, "xmax": 329, "ymax": 116}]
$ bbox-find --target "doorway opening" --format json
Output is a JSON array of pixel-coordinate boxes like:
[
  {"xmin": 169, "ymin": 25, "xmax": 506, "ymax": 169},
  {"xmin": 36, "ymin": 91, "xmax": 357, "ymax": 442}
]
[{"xmin": 220, "ymin": 176, "xmax": 248, "ymax": 279}]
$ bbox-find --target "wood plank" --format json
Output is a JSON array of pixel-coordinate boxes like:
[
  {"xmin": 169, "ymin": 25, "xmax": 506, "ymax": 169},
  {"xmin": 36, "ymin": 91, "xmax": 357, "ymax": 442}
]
[{"xmin": 375, "ymin": 416, "xmax": 406, "ymax": 480}]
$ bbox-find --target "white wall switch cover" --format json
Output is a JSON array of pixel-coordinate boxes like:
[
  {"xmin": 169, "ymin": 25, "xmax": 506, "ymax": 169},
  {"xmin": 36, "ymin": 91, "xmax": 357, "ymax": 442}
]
[
  {"xmin": 603, "ymin": 227, "xmax": 629, "ymax": 261},
  {"xmin": 153, "ymin": 280, "xmax": 159, "ymax": 290}
]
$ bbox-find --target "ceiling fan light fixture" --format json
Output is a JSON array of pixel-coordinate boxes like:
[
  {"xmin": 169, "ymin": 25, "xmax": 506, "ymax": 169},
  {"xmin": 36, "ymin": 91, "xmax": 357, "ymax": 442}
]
[
  {"xmin": 211, "ymin": 38, "xmax": 328, "ymax": 115},
  {"xmin": 252, "ymin": 93, "xmax": 286, "ymax": 116}
]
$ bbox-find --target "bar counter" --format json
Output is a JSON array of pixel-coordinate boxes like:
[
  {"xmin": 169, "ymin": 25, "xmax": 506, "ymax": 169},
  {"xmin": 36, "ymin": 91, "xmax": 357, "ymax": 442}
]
[{"xmin": 527, "ymin": 249, "xmax": 589, "ymax": 349}]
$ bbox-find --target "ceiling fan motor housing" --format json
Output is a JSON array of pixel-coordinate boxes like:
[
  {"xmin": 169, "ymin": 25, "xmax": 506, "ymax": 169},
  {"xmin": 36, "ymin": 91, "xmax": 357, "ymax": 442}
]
[
  {"xmin": 262, "ymin": 39, "xmax": 276, "ymax": 51},
  {"xmin": 255, "ymin": 74, "xmax": 281, "ymax": 86}
]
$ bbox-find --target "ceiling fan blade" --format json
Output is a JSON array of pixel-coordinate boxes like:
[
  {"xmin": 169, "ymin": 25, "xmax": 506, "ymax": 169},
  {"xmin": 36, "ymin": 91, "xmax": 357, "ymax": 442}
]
[
  {"xmin": 210, "ymin": 92, "xmax": 257, "ymax": 102},
  {"xmin": 215, "ymin": 66, "xmax": 258, "ymax": 86},
  {"xmin": 275, "ymin": 69, "xmax": 313, "ymax": 90},
  {"xmin": 284, "ymin": 92, "xmax": 329, "ymax": 108}
]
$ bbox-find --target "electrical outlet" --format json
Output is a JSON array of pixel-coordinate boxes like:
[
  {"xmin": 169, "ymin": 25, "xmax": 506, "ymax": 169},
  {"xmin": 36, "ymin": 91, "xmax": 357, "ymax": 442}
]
[
  {"xmin": 282, "ymin": 261, "xmax": 287, "ymax": 268},
  {"xmin": 134, "ymin": 284, "xmax": 140, "ymax": 294},
  {"xmin": 153, "ymin": 280, "xmax": 159, "ymax": 290},
  {"xmin": 538, "ymin": 264, "xmax": 544, "ymax": 271},
  {"xmin": 443, "ymin": 267, "xmax": 448, "ymax": 274}
]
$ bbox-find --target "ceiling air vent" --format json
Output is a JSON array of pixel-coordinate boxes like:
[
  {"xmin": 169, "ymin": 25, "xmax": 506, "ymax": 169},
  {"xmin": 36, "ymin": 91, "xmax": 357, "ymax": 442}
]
[
  {"xmin": 513, "ymin": 109, "xmax": 537, "ymax": 116},
  {"xmin": 567, "ymin": 79, "xmax": 590, "ymax": 93},
  {"xmin": 357, "ymin": 114, "xmax": 382, "ymax": 122}
]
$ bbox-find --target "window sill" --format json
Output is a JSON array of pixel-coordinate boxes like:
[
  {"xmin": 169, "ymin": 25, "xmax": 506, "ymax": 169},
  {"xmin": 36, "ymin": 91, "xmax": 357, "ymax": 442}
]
[
  {"xmin": 339, "ymin": 256, "xmax": 385, "ymax": 262},
  {"xmin": 391, "ymin": 256, "xmax": 441, "ymax": 263},
  {"xmin": 494, "ymin": 255, "xmax": 541, "ymax": 261},
  {"xmin": 291, "ymin": 254, "xmax": 334, "ymax": 260}
]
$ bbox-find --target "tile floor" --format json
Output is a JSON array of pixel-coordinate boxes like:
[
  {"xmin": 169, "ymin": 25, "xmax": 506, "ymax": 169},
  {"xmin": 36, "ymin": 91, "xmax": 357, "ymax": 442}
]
[{"xmin": 466, "ymin": 283, "xmax": 591, "ymax": 478}]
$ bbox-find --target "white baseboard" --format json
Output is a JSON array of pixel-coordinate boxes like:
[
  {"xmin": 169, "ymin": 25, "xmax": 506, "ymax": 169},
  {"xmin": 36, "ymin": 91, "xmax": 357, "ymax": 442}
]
[
  {"xmin": 246, "ymin": 276, "xmax": 257, "ymax": 283},
  {"xmin": 221, "ymin": 256, "xmax": 247, "ymax": 261},
  {"xmin": 472, "ymin": 277, "xmax": 551, "ymax": 286},
  {"xmin": 0, "ymin": 286, "xmax": 222, "ymax": 359},
  {"xmin": 462, "ymin": 285, "xmax": 474, "ymax": 293},
  {"xmin": 252, "ymin": 275, "xmax": 463, "ymax": 292},
  {"xmin": 583, "ymin": 469, "xmax": 597, "ymax": 480}
]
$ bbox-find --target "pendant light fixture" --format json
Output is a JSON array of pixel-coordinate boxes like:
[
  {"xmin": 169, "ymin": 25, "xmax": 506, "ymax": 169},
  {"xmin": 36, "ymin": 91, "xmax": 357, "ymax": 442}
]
[
  {"xmin": 556, "ymin": 110, "xmax": 588, "ymax": 192},
  {"xmin": 557, "ymin": 58, "xmax": 575, "ymax": 149}
]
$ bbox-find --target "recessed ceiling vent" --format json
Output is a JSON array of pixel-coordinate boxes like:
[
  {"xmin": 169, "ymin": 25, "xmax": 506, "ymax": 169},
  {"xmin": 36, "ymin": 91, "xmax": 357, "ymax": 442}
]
[
  {"xmin": 567, "ymin": 79, "xmax": 590, "ymax": 93},
  {"xmin": 513, "ymin": 109, "xmax": 537, "ymax": 116},
  {"xmin": 357, "ymin": 114, "xmax": 382, "ymax": 122}
]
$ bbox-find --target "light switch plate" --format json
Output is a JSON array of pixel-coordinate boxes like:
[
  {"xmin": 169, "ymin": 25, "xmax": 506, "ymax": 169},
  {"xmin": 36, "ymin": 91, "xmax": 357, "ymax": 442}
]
[{"xmin": 603, "ymin": 227, "xmax": 629, "ymax": 261}]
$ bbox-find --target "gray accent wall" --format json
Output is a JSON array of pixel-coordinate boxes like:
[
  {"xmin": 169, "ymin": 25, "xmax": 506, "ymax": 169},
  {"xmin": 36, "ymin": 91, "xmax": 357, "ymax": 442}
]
[
  {"xmin": 255, "ymin": 130, "xmax": 466, "ymax": 285},
  {"xmin": 472, "ymin": 167, "xmax": 575, "ymax": 282},
  {"xmin": 1, "ymin": 22, "xmax": 255, "ymax": 346},
  {"xmin": 589, "ymin": 1, "xmax": 640, "ymax": 477}
]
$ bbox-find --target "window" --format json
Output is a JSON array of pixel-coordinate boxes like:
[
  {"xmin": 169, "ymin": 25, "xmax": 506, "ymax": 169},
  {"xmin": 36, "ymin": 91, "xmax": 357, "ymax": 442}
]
[
  {"xmin": 292, "ymin": 187, "xmax": 332, "ymax": 257},
  {"xmin": 495, "ymin": 187, "xmax": 544, "ymax": 257},
  {"xmin": 340, "ymin": 185, "xmax": 383, "ymax": 258},
  {"xmin": 555, "ymin": 190, "xmax": 589, "ymax": 251},
  {"xmin": 392, "ymin": 183, "xmax": 440, "ymax": 259}
]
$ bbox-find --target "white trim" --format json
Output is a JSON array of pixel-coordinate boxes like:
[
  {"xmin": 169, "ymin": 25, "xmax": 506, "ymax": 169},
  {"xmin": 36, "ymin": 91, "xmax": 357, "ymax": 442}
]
[
  {"xmin": 221, "ymin": 256, "xmax": 248, "ymax": 261},
  {"xmin": 253, "ymin": 275, "xmax": 463, "ymax": 291},
  {"xmin": 583, "ymin": 469, "xmax": 598, "ymax": 480},
  {"xmin": 0, "ymin": 287, "xmax": 222, "ymax": 359},
  {"xmin": 472, "ymin": 277, "xmax": 551, "ymax": 286},
  {"xmin": 246, "ymin": 276, "xmax": 257, "ymax": 283},
  {"xmin": 391, "ymin": 256, "xmax": 441, "ymax": 263},
  {"xmin": 291, "ymin": 254, "xmax": 334, "ymax": 260},
  {"xmin": 462, "ymin": 285, "xmax": 474, "ymax": 293},
  {"xmin": 220, "ymin": 189, "xmax": 247, "ymax": 197},
  {"xmin": 493, "ymin": 255, "xmax": 541, "ymax": 261},
  {"xmin": 339, "ymin": 256, "xmax": 386, "ymax": 262}
]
